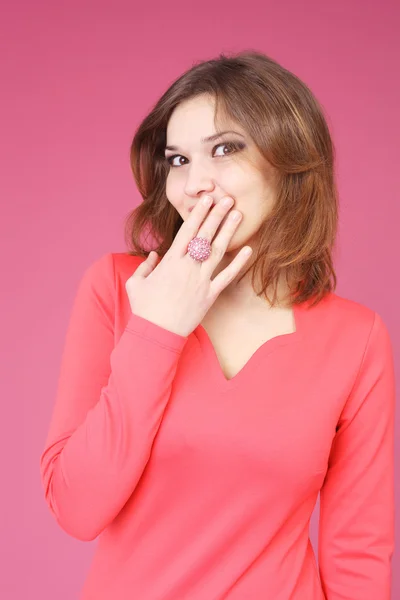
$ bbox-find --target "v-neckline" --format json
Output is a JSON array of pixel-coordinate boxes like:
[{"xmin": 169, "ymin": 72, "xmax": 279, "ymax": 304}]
[{"xmin": 193, "ymin": 300, "xmax": 307, "ymax": 391}]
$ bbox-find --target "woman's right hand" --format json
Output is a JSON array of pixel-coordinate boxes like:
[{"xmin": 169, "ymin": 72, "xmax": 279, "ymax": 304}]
[{"xmin": 125, "ymin": 195, "xmax": 253, "ymax": 337}]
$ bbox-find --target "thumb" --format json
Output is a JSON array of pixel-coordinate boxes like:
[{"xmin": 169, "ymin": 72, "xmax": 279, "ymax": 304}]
[{"xmin": 135, "ymin": 251, "xmax": 159, "ymax": 279}]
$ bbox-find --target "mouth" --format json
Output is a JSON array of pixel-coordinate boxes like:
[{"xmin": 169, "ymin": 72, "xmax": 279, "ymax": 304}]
[{"xmin": 188, "ymin": 201, "xmax": 216, "ymax": 213}]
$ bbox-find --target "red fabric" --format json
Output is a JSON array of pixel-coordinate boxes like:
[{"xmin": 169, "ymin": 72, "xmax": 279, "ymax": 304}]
[{"xmin": 40, "ymin": 252, "xmax": 395, "ymax": 599}]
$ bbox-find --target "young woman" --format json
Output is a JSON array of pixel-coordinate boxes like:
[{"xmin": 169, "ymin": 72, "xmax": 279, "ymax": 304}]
[{"xmin": 40, "ymin": 51, "xmax": 395, "ymax": 599}]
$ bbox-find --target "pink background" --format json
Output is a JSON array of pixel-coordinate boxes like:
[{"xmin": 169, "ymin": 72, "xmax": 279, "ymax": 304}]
[{"xmin": 1, "ymin": 1, "xmax": 398, "ymax": 598}]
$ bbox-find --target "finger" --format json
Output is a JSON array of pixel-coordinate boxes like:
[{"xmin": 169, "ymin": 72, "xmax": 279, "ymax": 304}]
[
  {"xmin": 200, "ymin": 208, "xmax": 242, "ymax": 278},
  {"xmin": 133, "ymin": 251, "xmax": 158, "ymax": 279},
  {"xmin": 196, "ymin": 196, "xmax": 235, "ymax": 242},
  {"xmin": 173, "ymin": 195, "xmax": 215, "ymax": 255},
  {"xmin": 209, "ymin": 246, "xmax": 253, "ymax": 298}
]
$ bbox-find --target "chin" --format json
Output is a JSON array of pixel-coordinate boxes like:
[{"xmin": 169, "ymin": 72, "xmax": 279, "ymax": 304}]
[{"xmin": 225, "ymin": 236, "xmax": 247, "ymax": 254}]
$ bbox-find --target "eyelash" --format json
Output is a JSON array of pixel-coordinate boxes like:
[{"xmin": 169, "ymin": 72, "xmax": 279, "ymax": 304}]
[{"xmin": 164, "ymin": 141, "xmax": 245, "ymax": 168}]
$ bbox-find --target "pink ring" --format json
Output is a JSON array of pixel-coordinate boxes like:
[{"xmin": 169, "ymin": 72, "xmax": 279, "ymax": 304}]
[{"xmin": 187, "ymin": 236, "xmax": 212, "ymax": 262}]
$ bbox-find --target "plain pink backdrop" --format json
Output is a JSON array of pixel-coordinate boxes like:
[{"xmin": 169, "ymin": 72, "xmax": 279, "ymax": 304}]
[{"xmin": 1, "ymin": 1, "xmax": 398, "ymax": 598}]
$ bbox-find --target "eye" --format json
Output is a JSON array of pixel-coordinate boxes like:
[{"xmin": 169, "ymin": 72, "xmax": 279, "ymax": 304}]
[
  {"xmin": 213, "ymin": 141, "xmax": 239, "ymax": 157},
  {"xmin": 164, "ymin": 141, "xmax": 245, "ymax": 168}
]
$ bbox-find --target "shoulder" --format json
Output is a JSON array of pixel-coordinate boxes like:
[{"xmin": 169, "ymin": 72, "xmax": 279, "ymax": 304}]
[
  {"xmin": 319, "ymin": 291, "xmax": 393, "ymax": 355},
  {"xmin": 111, "ymin": 252, "xmax": 147, "ymax": 286},
  {"xmin": 82, "ymin": 252, "xmax": 147, "ymax": 288},
  {"xmin": 76, "ymin": 252, "xmax": 149, "ymax": 335}
]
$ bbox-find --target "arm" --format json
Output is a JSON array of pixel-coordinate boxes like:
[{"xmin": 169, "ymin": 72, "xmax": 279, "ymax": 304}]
[
  {"xmin": 318, "ymin": 311, "xmax": 396, "ymax": 599},
  {"xmin": 39, "ymin": 253, "xmax": 188, "ymax": 541}
]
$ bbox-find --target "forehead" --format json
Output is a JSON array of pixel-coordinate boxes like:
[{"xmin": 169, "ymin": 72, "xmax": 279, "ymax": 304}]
[{"xmin": 166, "ymin": 95, "xmax": 243, "ymax": 141}]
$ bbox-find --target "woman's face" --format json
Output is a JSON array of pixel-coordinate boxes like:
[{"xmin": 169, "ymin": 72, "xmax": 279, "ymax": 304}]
[{"xmin": 164, "ymin": 94, "xmax": 277, "ymax": 257}]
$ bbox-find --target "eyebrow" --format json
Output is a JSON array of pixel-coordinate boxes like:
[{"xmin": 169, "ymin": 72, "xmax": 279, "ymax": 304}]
[{"xmin": 164, "ymin": 130, "xmax": 245, "ymax": 153}]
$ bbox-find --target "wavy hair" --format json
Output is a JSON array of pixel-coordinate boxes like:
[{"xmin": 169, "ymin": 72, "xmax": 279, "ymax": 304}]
[{"xmin": 124, "ymin": 50, "xmax": 339, "ymax": 308}]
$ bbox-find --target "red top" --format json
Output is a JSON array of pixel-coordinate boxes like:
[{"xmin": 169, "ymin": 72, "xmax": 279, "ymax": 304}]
[{"xmin": 40, "ymin": 252, "xmax": 395, "ymax": 599}]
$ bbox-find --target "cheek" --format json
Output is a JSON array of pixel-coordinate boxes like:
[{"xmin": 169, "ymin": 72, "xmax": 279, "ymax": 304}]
[
  {"xmin": 165, "ymin": 174, "xmax": 173, "ymax": 197},
  {"xmin": 219, "ymin": 161, "xmax": 265, "ymax": 201},
  {"xmin": 218, "ymin": 164, "xmax": 248, "ymax": 194},
  {"xmin": 165, "ymin": 175, "xmax": 181, "ymax": 207}
]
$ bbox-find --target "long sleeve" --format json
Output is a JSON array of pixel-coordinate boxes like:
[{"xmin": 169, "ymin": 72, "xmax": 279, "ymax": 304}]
[
  {"xmin": 318, "ymin": 311, "xmax": 396, "ymax": 599},
  {"xmin": 39, "ymin": 253, "xmax": 188, "ymax": 541}
]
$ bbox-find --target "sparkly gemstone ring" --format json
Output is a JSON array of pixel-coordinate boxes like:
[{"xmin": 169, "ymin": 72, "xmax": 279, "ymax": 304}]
[{"xmin": 187, "ymin": 236, "xmax": 212, "ymax": 262}]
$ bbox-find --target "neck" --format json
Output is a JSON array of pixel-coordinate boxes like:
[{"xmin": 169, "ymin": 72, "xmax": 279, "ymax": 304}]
[{"xmin": 216, "ymin": 264, "xmax": 290, "ymax": 309}]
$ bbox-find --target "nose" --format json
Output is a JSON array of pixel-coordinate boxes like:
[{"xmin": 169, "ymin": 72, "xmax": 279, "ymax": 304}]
[{"xmin": 183, "ymin": 162, "xmax": 215, "ymax": 199}]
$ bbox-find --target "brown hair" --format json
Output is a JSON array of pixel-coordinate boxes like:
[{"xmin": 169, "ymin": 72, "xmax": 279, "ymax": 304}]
[{"xmin": 125, "ymin": 50, "xmax": 338, "ymax": 308}]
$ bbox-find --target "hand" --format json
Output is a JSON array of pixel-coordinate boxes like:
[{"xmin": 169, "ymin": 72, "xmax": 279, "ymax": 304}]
[{"xmin": 125, "ymin": 195, "xmax": 253, "ymax": 337}]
